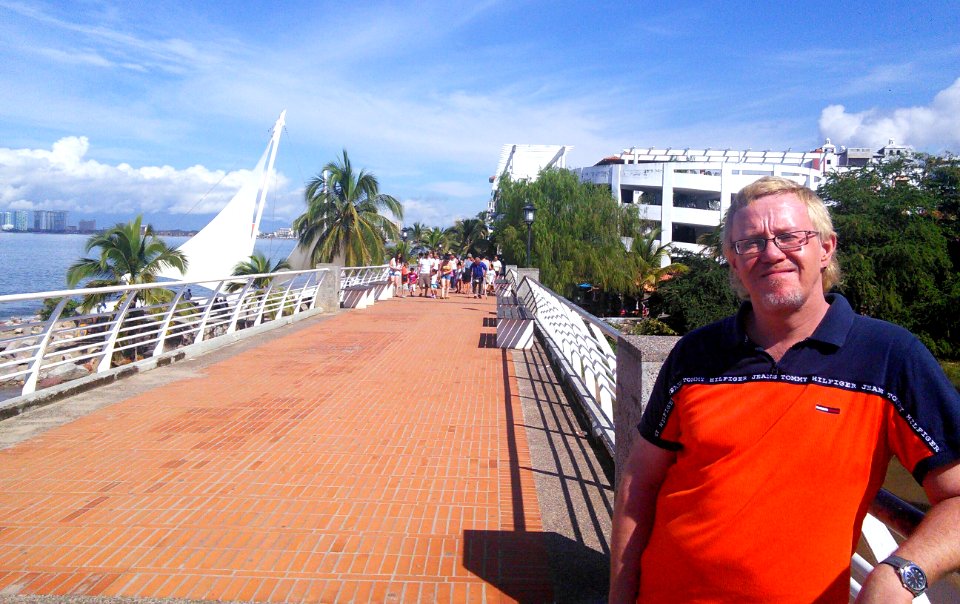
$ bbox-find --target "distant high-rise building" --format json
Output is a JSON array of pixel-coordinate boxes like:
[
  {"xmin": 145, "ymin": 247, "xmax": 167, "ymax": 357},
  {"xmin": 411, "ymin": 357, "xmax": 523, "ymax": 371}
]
[
  {"xmin": 14, "ymin": 210, "xmax": 29, "ymax": 232},
  {"xmin": 32, "ymin": 210, "xmax": 68, "ymax": 232},
  {"xmin": 78, "ymin": 219, "xmax": 96, "ymax": 232},
  {"xmin": 33, "ymin": 210, "xmax": 51, "ymax": 231},
  {"xmin": 52, "ymin": 211, "xmax": 67, "ymax": 232},
  {"xmin": 1, "ymin": 211, "xmax": 13, "ymax": 231}
]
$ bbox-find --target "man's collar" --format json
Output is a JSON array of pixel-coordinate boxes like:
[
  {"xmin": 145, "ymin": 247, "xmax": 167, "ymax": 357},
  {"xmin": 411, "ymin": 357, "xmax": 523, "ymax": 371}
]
[{"xmin": 724, "ymin": 293, "xmax": 855, "ymax": 349}]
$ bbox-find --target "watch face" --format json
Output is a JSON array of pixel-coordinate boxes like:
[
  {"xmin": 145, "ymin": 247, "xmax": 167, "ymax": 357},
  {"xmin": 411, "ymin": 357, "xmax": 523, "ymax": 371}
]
[{"xmin": 902, "ymin": 565, "xmax": 927, "ymax": 591}]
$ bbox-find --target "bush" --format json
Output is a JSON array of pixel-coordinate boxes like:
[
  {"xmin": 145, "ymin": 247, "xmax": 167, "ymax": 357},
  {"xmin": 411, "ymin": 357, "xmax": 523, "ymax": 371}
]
[
  {"xmin": 38, "ymin": 297, "xmax": 80, "ymax": 321},
  {"xmin": 623, "ymin": 318, "xmax": 677, "ymax": 336},
  {"xmin": 650, "ymin": 252, "xmax": 739, "ymax": 334}
]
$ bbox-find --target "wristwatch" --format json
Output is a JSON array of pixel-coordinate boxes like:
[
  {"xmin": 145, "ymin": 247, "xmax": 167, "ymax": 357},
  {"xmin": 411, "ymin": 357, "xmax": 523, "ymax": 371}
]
[{"xmin": 879, "ymin": 555, "xmax": 928, "ymax": 597}]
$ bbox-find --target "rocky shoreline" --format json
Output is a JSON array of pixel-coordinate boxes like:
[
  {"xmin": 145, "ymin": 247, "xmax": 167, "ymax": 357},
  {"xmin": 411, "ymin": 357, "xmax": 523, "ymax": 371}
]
[{"xmin": 0, "ymin": 315, "xmax": 97, "ymax": 396}]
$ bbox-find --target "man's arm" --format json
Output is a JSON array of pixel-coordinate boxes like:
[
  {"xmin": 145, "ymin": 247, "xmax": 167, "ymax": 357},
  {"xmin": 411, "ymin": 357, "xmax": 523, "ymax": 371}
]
[
  {"xmin": 609, "ymin": 437, "xmax": 676, "ymax": 604},
  {"xmin": 856, "ymin": 460, "xmax": 960, "ymax": 603}
]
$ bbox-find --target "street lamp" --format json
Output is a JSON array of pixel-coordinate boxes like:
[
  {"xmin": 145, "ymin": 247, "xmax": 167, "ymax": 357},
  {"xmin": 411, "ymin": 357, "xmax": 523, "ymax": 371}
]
[{"xmin": 522, "ymin": 203, "xmax": 536, "ymax": 267}]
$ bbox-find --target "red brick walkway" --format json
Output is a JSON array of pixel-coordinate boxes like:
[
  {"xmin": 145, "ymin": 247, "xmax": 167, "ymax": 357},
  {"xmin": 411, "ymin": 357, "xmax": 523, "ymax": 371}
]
[{"xmin": 0, "ymin": 293, "xmax": 553, "ymax": 602}]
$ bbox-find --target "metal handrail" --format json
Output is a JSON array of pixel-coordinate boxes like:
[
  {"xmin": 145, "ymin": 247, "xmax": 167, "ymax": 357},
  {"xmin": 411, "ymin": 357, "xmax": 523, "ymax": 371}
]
[
  {"xmin": 0, "ymin": 267, "xmax": 331, "ymax": 398},
  {"xmin": 339, "ymin": 265, "xmax": 390, "ymax": 289},
  {"xmin": 509, "ymin": 271, "xmax": 617, "ymax": 457}
]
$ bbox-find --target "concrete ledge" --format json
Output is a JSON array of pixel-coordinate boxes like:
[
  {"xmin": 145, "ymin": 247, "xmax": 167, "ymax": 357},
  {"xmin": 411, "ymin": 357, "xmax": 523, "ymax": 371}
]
[
  {"xmin": 0, "ymin": 306, "xmax": 332, "ymax": 422},
  {"xmin": 613, "ymin": 334, "xmax": 679, "ymax": 487}
]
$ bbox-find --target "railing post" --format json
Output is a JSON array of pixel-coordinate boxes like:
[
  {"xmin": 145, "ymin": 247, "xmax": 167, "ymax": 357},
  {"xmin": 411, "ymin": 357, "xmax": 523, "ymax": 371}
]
[
  {"xmin": 516, "ymin": 268, "xmax": 540, "ymax": 283},
  {"xmin": 227, "ymin": 280, "xmax": 256, "ymax": 333},
  {"xmin": 97, "ymin": 294, "xmax": 138, "ymax": 372},
  {"xmin": 152, "ymin": 288, "xmax": 187, "ymax": 357},
  {"xmin": 21, "ymin": 297, "xmax": 69, "ymax": 396},
  {"xmin": 317, "ymin": 264, "xmax": 341, "ymax": 310},
  {"xmin": 273, "ymin": 279, "xmax": 298, "ymax": 321},
  {"xmin": 254, "ymin": 282, "xmax": 274, "ymax": 326},
  {"xmin": 613, "ymin": 335, "xmax": 679, "ymax": 488},
  {"xmin": 193, "ymin": 282, "xmax": 226, "ymax": 344}
]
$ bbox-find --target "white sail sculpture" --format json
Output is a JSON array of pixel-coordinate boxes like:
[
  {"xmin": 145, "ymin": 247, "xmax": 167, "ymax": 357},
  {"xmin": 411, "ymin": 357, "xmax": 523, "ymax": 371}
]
[{"xmin": 159, "ymin": 110, "xmax": 286, "ymax": 284}]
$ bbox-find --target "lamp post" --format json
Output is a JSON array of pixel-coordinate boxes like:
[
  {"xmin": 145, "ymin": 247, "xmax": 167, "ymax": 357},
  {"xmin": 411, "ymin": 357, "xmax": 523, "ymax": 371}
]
[{"xmin": 522, "ymin": 203, "xmax": 536, "ymax": 267}]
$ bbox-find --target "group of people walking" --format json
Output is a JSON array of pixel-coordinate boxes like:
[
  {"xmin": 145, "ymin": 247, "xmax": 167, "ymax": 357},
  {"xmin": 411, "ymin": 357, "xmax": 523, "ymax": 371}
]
[{"xmin": 388, "ymin": 252, "xmax": 502, "ymax": 299}]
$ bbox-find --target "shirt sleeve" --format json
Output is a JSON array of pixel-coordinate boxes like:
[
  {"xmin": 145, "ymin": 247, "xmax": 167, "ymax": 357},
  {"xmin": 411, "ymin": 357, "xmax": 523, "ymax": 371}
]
[
  {"xmin": 638, "ymin": 346, "xmax": 684, "ymax": 451},
  {"xmin": 886, "ymin": 337, "xmax": 960, "ymax": 483}
]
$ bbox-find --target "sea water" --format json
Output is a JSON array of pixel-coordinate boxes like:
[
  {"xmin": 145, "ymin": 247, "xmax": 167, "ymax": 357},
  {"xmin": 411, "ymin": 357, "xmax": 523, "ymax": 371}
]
[{"xmin": 0, "ymin": 233, "xmax": 298, "ymax": 319}]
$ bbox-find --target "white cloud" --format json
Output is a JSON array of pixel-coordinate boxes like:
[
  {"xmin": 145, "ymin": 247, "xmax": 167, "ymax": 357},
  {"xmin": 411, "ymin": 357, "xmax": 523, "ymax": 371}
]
[
  {"xmin": 422, "ymin": 180, "xmax": 488, "ymax": 199},
  {"xmin": 401, "ymin": 198, "xmax": 449, "ymax": 226},
  {"xmin": 819, "ymin": 77, "xmax": 960, "ymax": 150},
  {"xmin": 0, "ymin": 137, "xmax": 296, "ymax": 221}
]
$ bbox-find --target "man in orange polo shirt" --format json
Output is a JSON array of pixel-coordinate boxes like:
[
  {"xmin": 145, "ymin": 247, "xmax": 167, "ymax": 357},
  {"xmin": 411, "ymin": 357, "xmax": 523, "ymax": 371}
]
[{"xmin": 610, "ymin": 177, "xmax": 960, "ymax": 603}]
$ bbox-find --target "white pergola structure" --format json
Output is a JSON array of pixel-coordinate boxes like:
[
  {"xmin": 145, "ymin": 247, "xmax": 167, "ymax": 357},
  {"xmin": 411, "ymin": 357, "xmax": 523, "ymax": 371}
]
[{"xmin": 488, "ymin": 144, "xmax": 574, "ymax": 216}]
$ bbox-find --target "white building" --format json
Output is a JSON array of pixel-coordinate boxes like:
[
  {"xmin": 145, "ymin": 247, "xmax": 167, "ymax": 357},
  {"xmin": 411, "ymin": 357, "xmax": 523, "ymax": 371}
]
[
  {"xmin": 576, "ymin": 139, "xmax": 915, "ymax": 255},
  {"xmin": 488, "ymin": 139, "xmax": 913, "ymax": 256},
  {"xmin": 575, "ymin": 146, "xmax": 837, "ymax": 254},
  {"xmin": 487, "ymin": 144, "xmax": 574, "ymax": 216}
]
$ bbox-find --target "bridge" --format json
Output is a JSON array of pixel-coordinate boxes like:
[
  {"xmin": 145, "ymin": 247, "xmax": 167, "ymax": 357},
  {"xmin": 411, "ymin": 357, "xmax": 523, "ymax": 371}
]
[{"xmin": 0, "ymin": 267, "xmax": 953, "ymax": 602}]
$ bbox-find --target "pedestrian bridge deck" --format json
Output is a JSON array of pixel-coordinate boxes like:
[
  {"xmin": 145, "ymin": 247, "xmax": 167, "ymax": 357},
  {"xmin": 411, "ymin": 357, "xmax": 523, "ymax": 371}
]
[{"xmin": 0, "ymin": 294, "xmax": 613, "ymax": 603}]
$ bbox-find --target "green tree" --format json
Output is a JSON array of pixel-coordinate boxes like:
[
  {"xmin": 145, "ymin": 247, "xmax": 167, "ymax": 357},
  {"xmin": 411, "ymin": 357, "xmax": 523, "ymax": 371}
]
[
  {"xmin": 649, "ymin": 252, "xmax": 739, "ymax": 334},
  {"xmin": 492, "ymin": 169, "xmax": 640, "ymax": 296},
  {"xmin": 391, "ymin": 240, "xmax": 413, "ymax": 261},
  {"xmin": 293, "ymin": 149, "xmax": 403, "ymax": 267},
  {"xmin": 446, "ymin": 218, "xmax": 490, "ymax": 255},
  {"xmin": 422, "ymin": 226, "xmax": 449, "ymax": 252},
  {"xmin": 66, "ymin": 215, "xmax": 188, "ymax": 312},
  {"xmin": 628, "ymin": 226, "xmax": 689, "ymax": 300},
  {"xmin": 225, "ymin": 252, "xmax": 292, "ymax": 292},
  {"xmin": 408, "ymin": 222, "xmax": 429, "ymax": 253},
  {"xmin": 820, "ymin": 157, "xmax": 960, "ymax": 357},
  {"xmin": 696, "ymin": 222, "xmax": 725, "ymax": 261}
]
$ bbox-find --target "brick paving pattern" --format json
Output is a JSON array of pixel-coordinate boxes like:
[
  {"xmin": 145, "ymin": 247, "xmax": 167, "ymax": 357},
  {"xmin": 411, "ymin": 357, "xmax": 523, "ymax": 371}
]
[{"xmin": 0, "ymin": 294, "xmax": 553, "ymax": 602}]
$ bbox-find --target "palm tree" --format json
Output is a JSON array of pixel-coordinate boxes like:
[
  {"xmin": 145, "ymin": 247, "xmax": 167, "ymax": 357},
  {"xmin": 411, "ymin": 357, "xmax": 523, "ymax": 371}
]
[
  {"xmin": 447, "ymin": 218, "xmax": 489, "ymax": 255},
  {"xmin": 225, "ymin": 252, "xmax": 291, "ymax": 292},
  {"xmin": 408, "ymin": 222, "xmax": 429, "ymax": 253},
  {"xmin": 391, "ymin": 240, "xmax": 413, "ymax": 261},
  {"xmin": 66, "ymin": 215, "xmax": 188, "ymax": 312},
  {"xmin": 629, "ymin": 226, "xmax": 689, "ymax": 300},
  {"xmin": 422, "ymin": 226, "xmax": 449, "ymax": 252},
  {"xmin": 696, "ymin": 222, "xmax": 725, "ymax": 261},
  {"xmin": 293, "ymin": 150, "xmax": 403, "ymax": 267}
]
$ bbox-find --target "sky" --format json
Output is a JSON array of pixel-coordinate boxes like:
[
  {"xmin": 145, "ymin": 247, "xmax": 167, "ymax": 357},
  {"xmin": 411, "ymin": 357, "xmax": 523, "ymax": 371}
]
[{"xmin": 0, "ymin": 0, "xmax": 958, "ymax": 232}]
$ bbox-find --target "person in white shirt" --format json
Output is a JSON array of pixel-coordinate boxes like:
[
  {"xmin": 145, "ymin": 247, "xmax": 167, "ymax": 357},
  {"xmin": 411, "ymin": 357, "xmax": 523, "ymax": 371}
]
[{"xmin": 417, "ymin": 253, "xmax": 432, "ymax": 297}]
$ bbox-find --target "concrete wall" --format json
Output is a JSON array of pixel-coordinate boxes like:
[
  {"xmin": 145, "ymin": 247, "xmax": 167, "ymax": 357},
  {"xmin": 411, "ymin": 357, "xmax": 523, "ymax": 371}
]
[
  {"xmin": 316, "ymin": 264, "xmax": 341, "ymax": 313},
  {"xmin": 613, "ymin": 334, "xmax": 679, "ymax": 488},
  {"xmin": 516, "ymin": 268, "xmax": 540, "ymax": 283}
]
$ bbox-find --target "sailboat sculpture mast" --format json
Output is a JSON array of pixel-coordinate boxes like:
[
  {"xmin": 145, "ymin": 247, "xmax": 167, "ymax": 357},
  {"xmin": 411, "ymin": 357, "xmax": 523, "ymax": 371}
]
[
  {"xmin": 252, "ymin": 110, "xmax": 286, "ymax": 238},
  {"xmin": 158, "ymin": 110, "xmax": 287, "ymax": 284}
]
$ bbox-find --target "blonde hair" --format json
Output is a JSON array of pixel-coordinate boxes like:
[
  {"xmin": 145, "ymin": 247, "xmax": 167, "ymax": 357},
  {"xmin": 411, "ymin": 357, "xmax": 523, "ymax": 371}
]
[{"xmin": 722, "ymin": 176, "xmax": 840, "ymax": 299}]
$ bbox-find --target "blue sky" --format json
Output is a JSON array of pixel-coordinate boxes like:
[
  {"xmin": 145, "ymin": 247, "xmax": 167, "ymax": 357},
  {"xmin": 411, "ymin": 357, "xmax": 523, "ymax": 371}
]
[{"xmin": 0, "ymin": 0, "xmax": 958, "ymax": 232}]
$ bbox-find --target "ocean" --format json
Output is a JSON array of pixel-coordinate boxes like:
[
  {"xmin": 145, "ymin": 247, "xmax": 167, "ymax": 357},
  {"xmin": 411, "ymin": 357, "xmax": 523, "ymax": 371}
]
[{"xmin": 0, "ymin": 232, "xmax": 299, "ymax": 319}]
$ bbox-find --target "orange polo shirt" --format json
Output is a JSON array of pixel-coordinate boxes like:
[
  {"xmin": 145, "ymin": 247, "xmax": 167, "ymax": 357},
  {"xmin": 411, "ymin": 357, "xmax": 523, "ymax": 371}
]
[{"xmin": 636, "ymin": 295, "xmax": 960, "ymax": 603}]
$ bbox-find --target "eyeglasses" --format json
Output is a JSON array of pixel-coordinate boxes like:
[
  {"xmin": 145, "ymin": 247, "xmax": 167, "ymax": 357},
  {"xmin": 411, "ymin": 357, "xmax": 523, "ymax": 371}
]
[{"xmin": 732, "ymin": 230, "xmax": 820, "ymax": 255}]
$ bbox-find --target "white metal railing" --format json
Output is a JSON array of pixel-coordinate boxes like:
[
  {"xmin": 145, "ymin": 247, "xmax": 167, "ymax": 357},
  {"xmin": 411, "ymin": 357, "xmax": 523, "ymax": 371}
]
[
  {"xmin": 511, "ymin": 270, "xmax": 619, "ymax": 457},
  {"xmin": 506, "ymin": 269, "xmax": 953, "ymax": 602},
  {"xmin": 338, "ymin": 265, "xmax": 391, "ymax": 300},
  {"xmin": 0, "ymin": 267, "xmax": 330, "ymax": 399}
]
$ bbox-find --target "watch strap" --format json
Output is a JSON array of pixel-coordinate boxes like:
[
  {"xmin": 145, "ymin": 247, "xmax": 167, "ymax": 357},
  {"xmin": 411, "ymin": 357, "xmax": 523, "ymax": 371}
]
[{"xmin": 879, "ymin": 555, "xmax": 927, "ymax": 596}]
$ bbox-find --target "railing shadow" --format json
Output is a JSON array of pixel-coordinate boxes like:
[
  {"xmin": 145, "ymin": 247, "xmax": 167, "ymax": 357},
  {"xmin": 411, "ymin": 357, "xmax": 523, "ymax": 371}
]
[
  {"xmin": 463, "ymin": 529, "xmax": 608, "ymax": 603},
  {"xmin": 464, "ymin": 345, "xmax": 613, "ymax": 601},
  {"xmin": 512, "ymin": 343, "xmax": 614, "ymax": 602}
]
